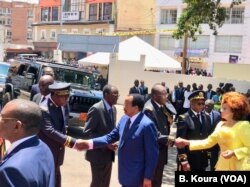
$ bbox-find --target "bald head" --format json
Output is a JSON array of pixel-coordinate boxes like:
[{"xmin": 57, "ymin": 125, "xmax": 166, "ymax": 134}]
[
  {"xmin": 1, "ymin": 99, "xmax": 42, "ymax": 142},
  {"xmin": 43, "ymin": 67, "xmax": 54, "ymax": 77},
  {"xmin": 39, "ymin": 75, "xmax": 54, "ymax": 96},
  {"xmin": 151, "ymin": 83, "xmax": 168, "ymax": 105}
]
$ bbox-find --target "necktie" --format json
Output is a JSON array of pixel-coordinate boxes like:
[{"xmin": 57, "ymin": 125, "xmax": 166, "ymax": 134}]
[
  {"xmin": 210, "ymin": 112, "xmax": 214, "ymax": 125},
  {"xmin": 122, "ymin": 118, "xmax": 131, "ymax": 141},
  {"xmin": 137, "ymin": 87, "xmax": 140, "ymax": 94},
  {"xmin": 109, "ymin": 108, "xmax": 113, "ymax": 124},
  {"xmin": 197, "ymin": 113, "xmax": 202, "ymax": 123},
  {"xmin": 41, "ymin": 96, "xmax": 46, "ymax": 103}
]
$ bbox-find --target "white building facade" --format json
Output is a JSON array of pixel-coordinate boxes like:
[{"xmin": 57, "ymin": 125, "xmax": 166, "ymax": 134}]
[{"xmin": 155, "ymin": 0, "xmax": 250, "ymax": 73}]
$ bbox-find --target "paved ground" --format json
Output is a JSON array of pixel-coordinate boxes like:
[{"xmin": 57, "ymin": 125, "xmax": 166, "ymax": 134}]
[{"xmin": 61, "ymin": 104, "xmax": 177, "ymax": 187}]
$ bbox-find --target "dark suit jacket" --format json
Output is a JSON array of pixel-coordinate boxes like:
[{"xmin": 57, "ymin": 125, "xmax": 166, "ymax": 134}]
[
  {"xmin": 129, "ymin": 86, "xmax": 141, "ymax": 94},
  {"xmin": 143, "ymin": 99, "xmax": 170, "ymax": 164},
  {"xmin": 93, "ymin": 113, "xmax": 158, "ymax": 186},
  {"xmin": 209, "ymin": 110, "xmax": 221, "ymax": 133},
  {"xmin": 0, "ymin": 136, "xmax": 55, "ymax": 187},
  {"xmin": 83, "ymin": 100, "xmax": 117, "ymax": 164},
  {"xmin": 30, "ymin": 84, "xmax": 40, "ymax": 101},
  {"xmin": 176, "ymin": 110, "xmax": 211, "ymax": 170},
  {"xmin": 38, "ymin": 98, "xmax": 72, "ymax": 168}
]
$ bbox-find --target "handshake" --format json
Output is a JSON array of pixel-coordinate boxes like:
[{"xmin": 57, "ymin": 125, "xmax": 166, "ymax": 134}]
[
  {"xmin": 175, "ymin": 137, "xmax": 190, "ymax": 148},
  {"xmin": 73, "ymin": 137, "xmax": 191, "ymax": 151},
  {"xmin": 73, "ymin": 139, "xmax": 118, "ymax": 152},
  {"xmin": 157, "ymin": 135, "xmax": 189, "ymax": 148}
]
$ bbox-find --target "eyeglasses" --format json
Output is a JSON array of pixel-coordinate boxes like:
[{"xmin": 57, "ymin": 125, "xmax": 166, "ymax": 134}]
[
  {"xmin": 197, "ymin": 102, "xmax": 205, "ymax": 106},
  {"xmin": 0, "ymin": 114, "xmax": 19, "ymax": 121},
  {"xmin": 112, "ymin": 93, "xmax": 120, "ymax": 97}
]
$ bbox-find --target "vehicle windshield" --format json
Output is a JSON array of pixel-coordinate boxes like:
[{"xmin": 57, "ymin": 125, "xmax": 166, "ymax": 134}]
[
  {"xmin": 0, "ymin": 64, "xmax": 9, "ymax": 76},
  {"xmin": 53, "ymin": 68, "xmax": 95, "ymax": 89}
]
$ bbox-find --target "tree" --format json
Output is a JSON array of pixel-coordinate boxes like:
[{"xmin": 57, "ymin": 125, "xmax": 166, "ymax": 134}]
[{"xmin": 172, "ymin": 0, "xmax": 245, "ymax": 74}]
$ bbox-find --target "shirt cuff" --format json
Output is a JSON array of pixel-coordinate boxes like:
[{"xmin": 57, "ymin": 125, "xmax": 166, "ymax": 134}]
[{"xmin": 88, "ymin": 140, "xmax": 94, "ymax": 150}]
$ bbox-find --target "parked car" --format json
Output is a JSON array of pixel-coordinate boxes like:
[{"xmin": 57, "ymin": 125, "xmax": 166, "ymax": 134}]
[
  {"xmin": 1, "ymin": 58, "xmax": 102, "ymax": 128},
  {"xmin": 0, "ymin": 62, "xmax": 10, "ymax": 109}
]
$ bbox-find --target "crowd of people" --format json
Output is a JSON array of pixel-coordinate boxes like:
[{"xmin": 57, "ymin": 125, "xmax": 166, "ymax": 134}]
[{"xmin": 0, "ymin": 68, "xmax": 250, "ymax": 187}]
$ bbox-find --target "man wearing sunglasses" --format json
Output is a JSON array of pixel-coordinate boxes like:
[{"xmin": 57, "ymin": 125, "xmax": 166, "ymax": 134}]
[
  {"xmin": 176, "ymin": 90, "xmax": 211, "ymax": 171},
  {"xmin": 0, "ymin": 99, "xmax": 55, "ymax": 187}
]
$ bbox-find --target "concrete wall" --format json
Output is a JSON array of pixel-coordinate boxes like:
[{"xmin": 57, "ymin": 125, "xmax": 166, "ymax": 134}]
[
  {"xmin": 108, "ymin": 53, "xmax": 250, "ymax": 105},
  {"xmin": 213, "ymin": 63, "xmax": 250, "ymax": 81}
]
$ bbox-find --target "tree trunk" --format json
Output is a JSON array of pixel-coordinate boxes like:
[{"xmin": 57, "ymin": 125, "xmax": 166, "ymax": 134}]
[{"xmin": 182, "ymin": 34, "xmax": 188, "ymax": 74}]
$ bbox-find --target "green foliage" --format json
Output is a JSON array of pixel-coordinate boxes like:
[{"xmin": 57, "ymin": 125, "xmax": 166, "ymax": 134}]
[{"xmin": 172, "ymin": 0, "xmax": 245, "ymax": 40}]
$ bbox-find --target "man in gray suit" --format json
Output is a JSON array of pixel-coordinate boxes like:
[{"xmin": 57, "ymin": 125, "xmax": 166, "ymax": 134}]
[
  {"xmin": 82, "ymin": 84, "xmax": 119, "ymax": 187},
  {"xmin": 32, "ymin": 75, "xmax": 54, "ymax": 105}
]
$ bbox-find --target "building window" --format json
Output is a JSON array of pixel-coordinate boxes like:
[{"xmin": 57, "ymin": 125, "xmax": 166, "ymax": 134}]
[
  {"xmin": 27, "ymin": 20, "xmax": 32, "ymax": 28},
  {"xmin": 40, "ymin": 30, "xmax": 46, "ymax": 40},
  {"xmin": 89, "ymin": 4, "xmax": 98, "ymax": 21},
  {"xmin": 0, "ymin": 18, "xmax": 5, "ymax": 25},
  {"xmin": 28, "ymin": 9, "xmax": 33, "ymax": 17},
  {"xmin": 6, "ymin": 18, "xmax": 11, "ymax": 26},
  {"xmin": 215, "ymin": 35, "xmax": 242, "ymax": 53},
  {"xmin": 27, "ymin": 31, "xmax": 32, "ymax": 40},
  {"xmin": 71, "ymin": 0, "xmax": 85, "ymax": 11},
  {"xmin": 63, "ymin": 0, "xmax": 71, "ymax": 11},
  {"xmin": 41, "ymin": 8, "xmax": 50, "ymax": 22},
  {"xmin": 225, "ymin": 7, "xmax": 244, "ymax": 24},
  {"xmin": 6, "ymin": 30, "xmax": 12, "ymax": 39},
  {"xmin": 50, "ymin": 30, "xmax": 56, "ymax": 39},
  {"xmin": 159, "ymin": 35, "xmax": 175, "ymax": 50},
  {"xmin": 180, "ymin": 35, "xmax": 210, "ymax": 49},
  {"xmin": 160, "ymin": 9, "xmax": 177, "ymax": 24},
  {"xmin": 103, "ymin": 3, "xmax": 112, "ymax": 20},
  {"xmin": 52, "ymin": 7, "xmax": 59, "ymax": 21},
  {"xmin": 6, "ymin": 8, "xmax": 11, "ymax": 15}
]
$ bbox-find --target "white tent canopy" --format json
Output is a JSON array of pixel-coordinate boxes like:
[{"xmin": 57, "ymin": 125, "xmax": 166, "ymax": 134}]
[
  {"xmin": 78, "ymin": 36, "xmax": 181, "ymax": 71},
  {"xmin": 78, "ymin": 52, "xmax": 110, "ymax": 66}
]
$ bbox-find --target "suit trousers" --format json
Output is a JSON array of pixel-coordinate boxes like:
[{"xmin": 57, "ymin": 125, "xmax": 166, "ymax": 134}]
[
  {"xmin": 152, "ymin": 147, "xmax": 168, "ymax": 187},
  {"xmin": 90, "ymin": 162, "xmax": 112, "ymax": 187},
  {"xmin": 56, "ymin": 166, "xmax": 61, "ymax": 187}
]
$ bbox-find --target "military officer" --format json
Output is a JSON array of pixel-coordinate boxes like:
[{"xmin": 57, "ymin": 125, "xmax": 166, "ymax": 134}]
[
  {"xmin": 38, "ymin": 82, "xmax": 83, "ymax": 187},
  {"xmin": 176, "ymin": 90, "xmax": 211, "ymax": 171}
]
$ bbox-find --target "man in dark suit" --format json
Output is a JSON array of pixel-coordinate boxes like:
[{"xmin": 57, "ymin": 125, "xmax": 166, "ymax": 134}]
[
  {"xmin": 78, "ymin": 94, "xmax": 159, "ymax": 187},
  {"xmin": 139, "ymin": 80, "xmax": 148, "ymax": 101},
  {"xmin": 204, "ymin": 99, "xmax": 221, "ymax": 171},
  {"xmin": 30, "ymin": 66, "xmax": 54, "ymax": 100},
  {"xmin": 129, "ymin": 79, "xmax": 141, "ymax": 94},
  {"xmin": 32, "ymin": 74, "xmax": 54, "ymax": 105},
  {"xmin": 0, "ymin": 99, "xmax": 55, "ymax": 187},
  {"xmin": 175, "ymin": 82, "xmax": 185, "ymax": 118},
  {"xmin": 38, "ymin": 82, "xmax": 84, "ymax": 187},
  {"xmin": 82, "ymin": 84, "xmax": 119, "ymax": 187},
  {"xmin": 144, "ymin": 83, "xmax": 172, "ymax": 187},
  {"xmin": 176, "ymin": 90, "xmax": 211, "ymax": 171},
  {"xmin": 205, "ymin": 84, "xmax": 216, "ymax": 100}
]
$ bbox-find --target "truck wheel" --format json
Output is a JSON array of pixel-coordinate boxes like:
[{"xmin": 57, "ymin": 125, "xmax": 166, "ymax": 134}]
[{"xmin": 2, "ymin": 92, "xmax": 11, "ymax": 106}]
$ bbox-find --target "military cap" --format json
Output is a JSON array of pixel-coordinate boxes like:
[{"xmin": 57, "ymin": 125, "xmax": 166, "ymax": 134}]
[
  {"xmin": 188, "ymin": 90, "xmax": 205, "ymax": 101},
  {"xmin": 49, "ymin": 82, "xmax": 71, "ymax": 96}
]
